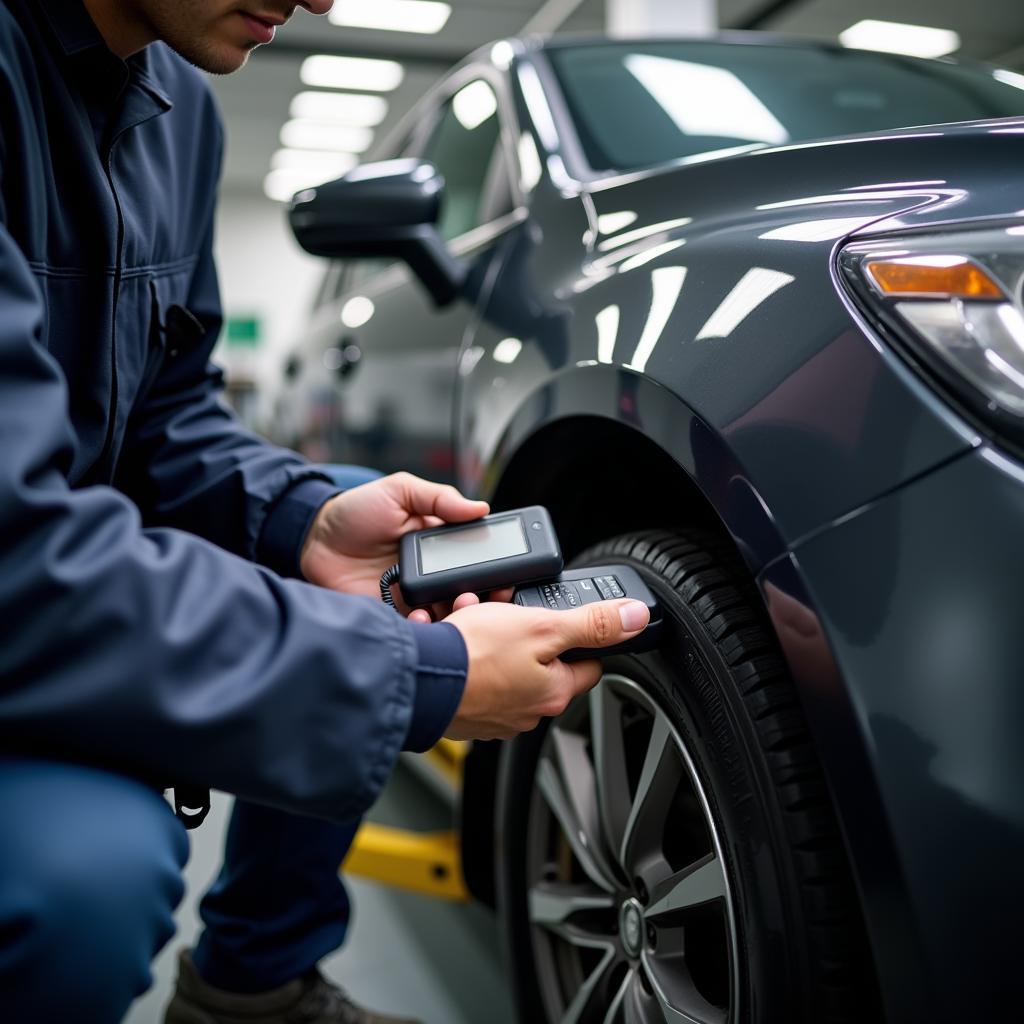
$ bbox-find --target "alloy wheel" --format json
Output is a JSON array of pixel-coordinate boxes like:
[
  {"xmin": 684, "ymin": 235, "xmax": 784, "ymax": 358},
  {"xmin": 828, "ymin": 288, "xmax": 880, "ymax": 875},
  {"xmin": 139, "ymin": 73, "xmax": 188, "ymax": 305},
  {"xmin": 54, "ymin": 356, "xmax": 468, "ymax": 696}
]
[{"xmin": 525, "ymin": 673, "xmax": 739, "ymax": 1024}]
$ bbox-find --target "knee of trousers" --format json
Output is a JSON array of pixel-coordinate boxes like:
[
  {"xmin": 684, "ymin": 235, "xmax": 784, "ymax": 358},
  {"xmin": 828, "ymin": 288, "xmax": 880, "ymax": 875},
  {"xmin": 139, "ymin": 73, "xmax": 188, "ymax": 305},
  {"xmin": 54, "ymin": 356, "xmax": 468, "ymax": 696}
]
[{"xmin": 0, "ymin": 758, "xmax": 189, "ymax": 1022}]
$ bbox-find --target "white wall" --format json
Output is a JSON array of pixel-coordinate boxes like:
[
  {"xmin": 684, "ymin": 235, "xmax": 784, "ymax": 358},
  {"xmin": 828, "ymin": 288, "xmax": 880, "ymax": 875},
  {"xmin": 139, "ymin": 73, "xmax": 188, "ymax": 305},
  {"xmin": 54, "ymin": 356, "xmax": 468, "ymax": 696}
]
[
  {"xmin": 211, "ymin": 187, "xmax": 323, "ymax": 428},
  {"xmin": 607, "ymin": 0, "xmax": 716, "ymax": 35}
]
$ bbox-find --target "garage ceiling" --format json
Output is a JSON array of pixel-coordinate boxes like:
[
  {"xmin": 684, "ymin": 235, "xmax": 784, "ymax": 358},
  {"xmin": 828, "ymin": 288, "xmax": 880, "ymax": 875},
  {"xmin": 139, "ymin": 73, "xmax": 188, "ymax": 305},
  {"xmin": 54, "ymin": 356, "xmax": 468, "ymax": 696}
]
[{"xmin": 209, "ymin": 0, "xmax": 1024, "ymax": 194}]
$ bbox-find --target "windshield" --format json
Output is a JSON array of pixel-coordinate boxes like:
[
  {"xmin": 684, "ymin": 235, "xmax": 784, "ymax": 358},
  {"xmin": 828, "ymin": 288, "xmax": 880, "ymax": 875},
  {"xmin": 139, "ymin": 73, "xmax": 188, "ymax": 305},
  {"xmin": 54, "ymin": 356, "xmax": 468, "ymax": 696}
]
[{"xmin": 546, "ymin": 41, "xmax": 1024, "ymax": 173}]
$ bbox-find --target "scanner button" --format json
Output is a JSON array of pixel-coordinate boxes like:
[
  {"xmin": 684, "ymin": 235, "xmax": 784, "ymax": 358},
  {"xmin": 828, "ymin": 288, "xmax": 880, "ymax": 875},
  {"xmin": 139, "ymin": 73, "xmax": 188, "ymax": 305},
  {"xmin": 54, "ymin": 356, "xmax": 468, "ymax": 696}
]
[{"xmin": 595, "ymin": 577, "xmax": 615, "ymax": 600}]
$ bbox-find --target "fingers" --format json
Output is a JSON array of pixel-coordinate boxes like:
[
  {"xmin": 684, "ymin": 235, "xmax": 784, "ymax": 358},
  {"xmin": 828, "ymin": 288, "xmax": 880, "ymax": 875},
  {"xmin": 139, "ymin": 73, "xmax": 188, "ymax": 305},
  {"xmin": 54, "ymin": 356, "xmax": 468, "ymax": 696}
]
[
  {"xmin": 407, "ymin": 608, "xmax": 432, "ymax": 624},
  {"xmin": 487, "ymin": 586, "xmax": 515, "ymax": 604},
  {"xmin": 540, "ymin": 598, "xmax": 650, "ymax": 659},
  {"xmin": 393, "ymin": 473, "xmax": 488, "ymax": 524},
  {"xmin": 452, "ymin": 592, "xmax": 481, "ymax": 611},
  {"xmin": 553, "ymin": 655, "xmax": 604, "ymax": 700}
]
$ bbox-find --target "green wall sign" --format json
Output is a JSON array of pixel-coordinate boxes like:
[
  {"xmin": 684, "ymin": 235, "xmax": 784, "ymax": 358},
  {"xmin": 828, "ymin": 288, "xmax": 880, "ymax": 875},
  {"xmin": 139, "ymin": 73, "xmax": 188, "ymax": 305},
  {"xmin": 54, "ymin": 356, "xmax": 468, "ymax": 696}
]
[{"xmin": 225, "ymin": 315, "xmax": 262, "ymax": 347}]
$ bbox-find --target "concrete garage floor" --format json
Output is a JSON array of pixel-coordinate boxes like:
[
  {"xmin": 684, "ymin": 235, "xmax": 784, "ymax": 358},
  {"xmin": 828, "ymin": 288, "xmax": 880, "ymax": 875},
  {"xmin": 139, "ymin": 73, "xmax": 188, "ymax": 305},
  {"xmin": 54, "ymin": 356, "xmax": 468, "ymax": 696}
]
[{"xmin": 126, "ymin": 765, "xmax": 516, "ymax": 1024}]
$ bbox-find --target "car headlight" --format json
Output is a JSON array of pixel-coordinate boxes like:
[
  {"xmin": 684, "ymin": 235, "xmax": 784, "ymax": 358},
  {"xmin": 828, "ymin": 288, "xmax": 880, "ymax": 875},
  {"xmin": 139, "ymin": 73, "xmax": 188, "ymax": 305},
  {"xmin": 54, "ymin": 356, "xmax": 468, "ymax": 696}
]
[{"xmin": 839, "ymin": 224, "xmax": 1024, "ymax": 444}]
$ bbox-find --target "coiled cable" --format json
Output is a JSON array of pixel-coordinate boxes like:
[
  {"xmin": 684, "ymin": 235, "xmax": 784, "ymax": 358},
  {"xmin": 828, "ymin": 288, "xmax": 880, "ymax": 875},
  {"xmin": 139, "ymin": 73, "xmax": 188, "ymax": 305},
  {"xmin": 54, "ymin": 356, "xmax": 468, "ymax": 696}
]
[{"xmin": 379, "ymin": 564, "xmax": 400, "ymax": 610}]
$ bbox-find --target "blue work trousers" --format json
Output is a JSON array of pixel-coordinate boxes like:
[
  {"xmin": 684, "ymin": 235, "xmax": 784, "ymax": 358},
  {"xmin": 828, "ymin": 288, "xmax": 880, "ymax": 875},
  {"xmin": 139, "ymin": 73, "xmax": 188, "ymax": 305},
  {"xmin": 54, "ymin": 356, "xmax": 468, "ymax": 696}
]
[
  {"xmin": 191, "ymin": 465, "xmax": 380, "ymax": 995},
  {"xmin": 0, "ymin": 467, "xmax": 381, "ymax": 1021},
  {"xmin": 0, "ymin": 759, "xmax": 362, "ymax": 1021}
]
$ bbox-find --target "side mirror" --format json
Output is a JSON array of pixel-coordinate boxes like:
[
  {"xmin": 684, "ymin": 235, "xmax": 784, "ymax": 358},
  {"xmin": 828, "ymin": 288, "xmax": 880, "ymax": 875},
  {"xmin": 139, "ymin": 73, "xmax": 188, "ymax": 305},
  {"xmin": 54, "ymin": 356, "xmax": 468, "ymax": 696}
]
[{"xmin": 289, "ymin": 160, "xmax": 466, "ymax": 307}]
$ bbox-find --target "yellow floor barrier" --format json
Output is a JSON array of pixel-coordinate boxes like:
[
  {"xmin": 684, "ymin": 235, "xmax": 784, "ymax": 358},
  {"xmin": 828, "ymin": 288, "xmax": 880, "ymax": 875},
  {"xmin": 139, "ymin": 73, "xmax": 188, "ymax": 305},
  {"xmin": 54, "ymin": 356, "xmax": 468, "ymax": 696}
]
[
  {"xmin": 341, "ymin": 740, "xmax": 471, "ymax": 902},
  {"xmin": 342, "ymin": 823, "xmax": 469, "ymax": 902}
]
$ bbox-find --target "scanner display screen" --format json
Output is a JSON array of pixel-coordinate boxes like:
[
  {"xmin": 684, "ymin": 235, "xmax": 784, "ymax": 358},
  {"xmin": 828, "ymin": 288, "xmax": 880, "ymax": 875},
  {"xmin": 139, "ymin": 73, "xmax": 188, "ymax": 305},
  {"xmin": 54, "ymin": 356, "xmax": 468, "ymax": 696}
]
[{"xmin": 419, "ymin": 517, "xmax": 528, "ymax": 575}]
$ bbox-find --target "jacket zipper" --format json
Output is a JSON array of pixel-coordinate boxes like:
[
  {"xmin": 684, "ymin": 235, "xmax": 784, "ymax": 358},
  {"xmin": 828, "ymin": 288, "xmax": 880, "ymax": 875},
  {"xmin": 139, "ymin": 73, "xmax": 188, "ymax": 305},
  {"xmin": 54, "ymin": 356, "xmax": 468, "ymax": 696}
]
[{"xmin": 95, "ymin": 129, "xmax": 127, "ymax": 480}]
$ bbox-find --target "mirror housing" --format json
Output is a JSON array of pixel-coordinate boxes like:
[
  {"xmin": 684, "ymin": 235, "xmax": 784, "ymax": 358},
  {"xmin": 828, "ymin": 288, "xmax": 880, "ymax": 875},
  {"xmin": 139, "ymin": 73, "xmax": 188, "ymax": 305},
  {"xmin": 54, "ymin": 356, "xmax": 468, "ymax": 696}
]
[{"xmin": 289, "ymin": 160, "xmax": 466, "ymax": 307}]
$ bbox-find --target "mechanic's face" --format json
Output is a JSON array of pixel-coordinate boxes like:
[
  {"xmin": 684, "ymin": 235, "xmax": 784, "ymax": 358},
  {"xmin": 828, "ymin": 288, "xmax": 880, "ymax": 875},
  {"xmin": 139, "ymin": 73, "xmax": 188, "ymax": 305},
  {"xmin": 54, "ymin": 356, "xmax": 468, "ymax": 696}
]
[{"xmin": 132, "ymin": 0, "xmax": 334, "ymax": 74}]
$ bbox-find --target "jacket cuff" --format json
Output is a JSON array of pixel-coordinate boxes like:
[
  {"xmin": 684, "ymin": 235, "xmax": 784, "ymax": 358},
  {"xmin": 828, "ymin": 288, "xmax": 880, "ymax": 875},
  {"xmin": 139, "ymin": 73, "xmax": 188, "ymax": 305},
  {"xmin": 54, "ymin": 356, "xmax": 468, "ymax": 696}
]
[
  {"xmin": 404, "ymin": 621, "xmax": 468, "ymax": 752},
  {"xmin": 257, "ymin": 478, "xmax": 340, "ymax": 579}
]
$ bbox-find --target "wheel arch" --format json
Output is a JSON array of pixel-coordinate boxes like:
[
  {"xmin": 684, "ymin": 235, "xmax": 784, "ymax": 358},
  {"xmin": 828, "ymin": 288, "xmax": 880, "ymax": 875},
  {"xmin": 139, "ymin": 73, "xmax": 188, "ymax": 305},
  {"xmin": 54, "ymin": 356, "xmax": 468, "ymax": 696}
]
[
  {"xmin": 458, "ymin": 370, "xmax": 792, "ymax": 906},
  {"xmin": 457, "ymin": 370, "xmax": 899, "ymax": 1000}
]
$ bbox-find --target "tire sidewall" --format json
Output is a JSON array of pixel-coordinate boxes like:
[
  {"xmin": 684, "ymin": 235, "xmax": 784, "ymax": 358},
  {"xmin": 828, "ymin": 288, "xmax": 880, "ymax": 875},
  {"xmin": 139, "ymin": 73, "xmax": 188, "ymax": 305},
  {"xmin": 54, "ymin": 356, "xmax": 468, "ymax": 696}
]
[{"xmin": 498, "ymin": 546, "xmax": 810, "ymax": 1023}]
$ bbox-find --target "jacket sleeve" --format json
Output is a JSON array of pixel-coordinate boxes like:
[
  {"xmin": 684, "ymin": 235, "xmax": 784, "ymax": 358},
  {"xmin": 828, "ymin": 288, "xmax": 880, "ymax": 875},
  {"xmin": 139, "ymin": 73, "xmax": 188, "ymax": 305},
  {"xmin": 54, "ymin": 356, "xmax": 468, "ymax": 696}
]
[{"xmin": 0, "ymin": 221, "xmax": 467, "ymax": 822}]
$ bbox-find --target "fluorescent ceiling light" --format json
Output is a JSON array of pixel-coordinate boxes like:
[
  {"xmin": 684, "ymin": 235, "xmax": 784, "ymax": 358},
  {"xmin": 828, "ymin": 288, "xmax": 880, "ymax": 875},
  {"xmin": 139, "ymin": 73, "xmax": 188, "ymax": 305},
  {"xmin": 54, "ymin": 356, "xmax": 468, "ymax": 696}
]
[
  {"xmin": 624, "ymin": 55, "xmax": 789, "ymax": 146},
  {"xmin": 491, "ymin": 41, "xmax": 515, "ymax": 69},
  {"xmin": 493, "ymin": 337, "xmax": 523, "ymax": 364},
  {"xmin": 280, "ymin": 119, "xmax": 373, "ymax": 153},
  {"xmin": 271, "ymin": 148, "xmax": 357, "ymax": 176},
  {"xmin": 618, "ymin": 239, "xmax": 687, "ymax": 273},
  {"xmin": 994, "ymin": 69, "xmax": 1024, "ymax": 92},
  {"xmin": 264, "ymin": 166, "xmax": 350, "ymax": 203},
  {"xmin": 301, "ymin": 55, "xmax": 404, "ymax": 92},
  {"xmin": 341, "ymin": 296, "xmax": 375, "ymax": 329},
  {"xmin": 759, "ymin": 217, "xmax": 872, "ymax": 242},
  {"xmin": 596, "ymin": 305, "xmax": 620, "ymax": 364},
  {"xmin": 697, "ymin": 267, "xmax": 795, "ymax": 340},
  {"xmin": 839, "ymin": 20, "xmax": 960, "ymax": 58},
  {"xmin": 597, "ymin": 211, "xmax": 638, "ymax": 236},
  {"xmin": 329, "ymin": 0, "xmax": 451, "ymax": 34},
  {"xmin": 290, "ymin": 92, "xmax": 388, "ymax": 126},
  {"xmin": 626, "ymin": 266, "xmax": 687, "ymax": 373},
  {"xmin": 517, "ymin": 132, "xmax": 542, "ymax": 193},
  {"xmin": 452, "ymin": 80, "xmax": 498, "ymax": 131},
  {"xmin": 597, "ymin": 215, "xmax": 693, "ymax": 252}
]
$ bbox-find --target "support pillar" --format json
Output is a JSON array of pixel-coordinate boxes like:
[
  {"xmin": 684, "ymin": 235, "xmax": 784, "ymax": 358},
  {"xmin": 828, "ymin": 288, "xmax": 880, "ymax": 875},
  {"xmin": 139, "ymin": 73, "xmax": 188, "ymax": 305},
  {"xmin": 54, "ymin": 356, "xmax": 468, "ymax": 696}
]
[{"xmin": 607, "ymin": 0, "xmax": 716, "ymax": 37}]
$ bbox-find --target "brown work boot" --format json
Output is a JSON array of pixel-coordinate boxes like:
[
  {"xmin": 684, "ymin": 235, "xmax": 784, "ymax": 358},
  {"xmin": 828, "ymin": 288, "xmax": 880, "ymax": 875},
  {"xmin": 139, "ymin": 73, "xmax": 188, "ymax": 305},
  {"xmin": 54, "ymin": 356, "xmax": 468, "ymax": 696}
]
[{"xmin": 164, "ymin": 948, "xmax": 422, "ymax": 1024}]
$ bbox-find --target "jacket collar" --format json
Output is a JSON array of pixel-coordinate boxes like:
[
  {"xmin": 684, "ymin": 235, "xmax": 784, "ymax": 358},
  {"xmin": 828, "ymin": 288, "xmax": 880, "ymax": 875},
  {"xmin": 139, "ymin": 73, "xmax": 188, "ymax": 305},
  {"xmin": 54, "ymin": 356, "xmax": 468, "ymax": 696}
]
[
  {"xmin": 38, "ymin": 0, "xmax": 108, "ymax": 57},
  {"xmin": 38, "ymin": 0, "xmax": 173, "ymax": 111}
]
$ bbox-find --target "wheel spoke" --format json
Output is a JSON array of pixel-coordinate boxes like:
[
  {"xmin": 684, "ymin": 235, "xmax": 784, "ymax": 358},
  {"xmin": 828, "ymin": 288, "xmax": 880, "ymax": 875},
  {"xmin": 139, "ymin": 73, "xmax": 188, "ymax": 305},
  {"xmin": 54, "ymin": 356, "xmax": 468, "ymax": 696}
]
[
  {"xmin": 560, "ymin": 948, "xmax": 617, "ymax": 1024},
  {"xmin": 645, "ymin": 854, "xmax": 726, "ymax": 919},
  {"xmin": 529, "ymin": 880, "xmax": 616, "ymax": 947},
  {"xmin": 589, "ymin": 682, "xmax": 632, "ymax": 864},
  {"xmin": 600, "ymin": 967, "xmax": 633, "ymax": 1024},
  {"xmin": 620, "ymin": 716, "xmax": 679, "ymax": 876},
  {"xmin": 624, "ymin": 970, "xmax": 652, "ymax": 1024},
  {"xmin": 538, "ymin": 731, "xmax": 618, "ymax": 891},
  {"xmin": 643, "ymin": 956, "xmax": 727, "ymax": 1024}
]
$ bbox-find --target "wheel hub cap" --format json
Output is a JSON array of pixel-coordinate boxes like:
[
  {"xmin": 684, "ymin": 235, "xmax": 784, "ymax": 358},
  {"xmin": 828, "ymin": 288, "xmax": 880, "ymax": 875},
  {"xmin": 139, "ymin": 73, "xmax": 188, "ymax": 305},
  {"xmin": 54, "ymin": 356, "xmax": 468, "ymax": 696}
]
[{"xmin": 619, "ymin": 897, "xmax": 644, "ymax": 958}]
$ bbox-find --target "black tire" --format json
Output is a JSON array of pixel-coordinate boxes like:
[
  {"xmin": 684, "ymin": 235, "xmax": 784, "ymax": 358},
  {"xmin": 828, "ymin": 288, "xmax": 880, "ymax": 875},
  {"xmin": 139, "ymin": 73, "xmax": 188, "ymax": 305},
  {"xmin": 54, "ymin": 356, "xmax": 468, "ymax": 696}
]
[{"xmin": 497, "ymin": 528, "xmax": 878, "ymax": 1024}]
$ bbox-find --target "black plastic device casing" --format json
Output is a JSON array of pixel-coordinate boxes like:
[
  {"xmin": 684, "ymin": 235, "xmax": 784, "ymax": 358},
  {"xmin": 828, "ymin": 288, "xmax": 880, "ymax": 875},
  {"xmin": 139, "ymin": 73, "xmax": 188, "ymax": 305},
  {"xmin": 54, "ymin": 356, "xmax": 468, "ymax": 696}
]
[
  {"xmin": 398, "ymin": 505, "xmax": 563, "ymax": 606},
  {"xmin": 514, "ymin": 565, "xmax": 662, "ymax": 661}
]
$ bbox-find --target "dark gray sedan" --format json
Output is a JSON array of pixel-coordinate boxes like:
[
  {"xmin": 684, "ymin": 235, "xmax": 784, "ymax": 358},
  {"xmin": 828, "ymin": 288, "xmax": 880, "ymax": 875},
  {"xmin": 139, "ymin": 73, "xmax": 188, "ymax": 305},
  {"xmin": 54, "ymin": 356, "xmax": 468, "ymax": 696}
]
[{"xmin": 285, "ymin": 35, "xmax": 1024, "ymax": 1024}]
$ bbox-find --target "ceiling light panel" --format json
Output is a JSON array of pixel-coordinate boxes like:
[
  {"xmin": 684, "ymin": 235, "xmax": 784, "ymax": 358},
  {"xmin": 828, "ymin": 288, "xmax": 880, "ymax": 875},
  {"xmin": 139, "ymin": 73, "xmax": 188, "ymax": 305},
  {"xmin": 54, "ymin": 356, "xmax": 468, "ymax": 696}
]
[
  {"xmin": 452, "ymin": 80, "xmax": 498, "ymax": 131},
  {"xmin": 329, "ymin": 0, "xmax": 451, "ymax": 35},
  {"xmin": 301, "ymin": 55, "xmax": 404, "ymax": 92},
  {"xmin": 264, "ymin": 166, "xmax": 350, "ymax": 203},
  {"xmin": 280, "ymin": 119, "xmax": 373, "ymax": 153},
  {"xmin": 271, "ymin": 149, "xmax": 357, "ymax": 175},
  {"xmin": 290, "ymin": 92, "xmax": 388, "ymax": 127},
  {"xmin": 839, "ymin": 20, "xmax": 960, "ymax": 59}
]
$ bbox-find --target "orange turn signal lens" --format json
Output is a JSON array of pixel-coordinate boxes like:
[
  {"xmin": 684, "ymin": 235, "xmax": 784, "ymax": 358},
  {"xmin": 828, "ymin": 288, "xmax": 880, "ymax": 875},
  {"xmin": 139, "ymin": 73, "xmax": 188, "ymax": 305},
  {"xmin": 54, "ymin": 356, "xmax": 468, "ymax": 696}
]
[{"xmin": 865, "ymin": 257, "xmax": 1005, "ymax": 300}]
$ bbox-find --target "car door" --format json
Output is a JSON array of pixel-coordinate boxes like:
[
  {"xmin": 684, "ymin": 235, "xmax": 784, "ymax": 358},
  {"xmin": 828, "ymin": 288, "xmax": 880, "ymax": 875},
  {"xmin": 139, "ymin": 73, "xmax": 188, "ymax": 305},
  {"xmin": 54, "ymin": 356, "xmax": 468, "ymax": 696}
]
[{"xmin": 307, "ymin": 69, "xmax": 522, "ymax": 483}]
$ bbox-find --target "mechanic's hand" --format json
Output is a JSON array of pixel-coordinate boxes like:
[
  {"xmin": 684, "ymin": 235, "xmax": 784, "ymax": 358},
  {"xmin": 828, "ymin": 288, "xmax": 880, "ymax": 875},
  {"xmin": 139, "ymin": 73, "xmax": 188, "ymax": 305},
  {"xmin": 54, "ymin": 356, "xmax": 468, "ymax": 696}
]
[
  {"xmin": 442, "ymin": 599, "xmax": 651, "ymax": 740},
  {"xmin": 300, "ymin": 472, "xmax": 488, "ymax": 613}
]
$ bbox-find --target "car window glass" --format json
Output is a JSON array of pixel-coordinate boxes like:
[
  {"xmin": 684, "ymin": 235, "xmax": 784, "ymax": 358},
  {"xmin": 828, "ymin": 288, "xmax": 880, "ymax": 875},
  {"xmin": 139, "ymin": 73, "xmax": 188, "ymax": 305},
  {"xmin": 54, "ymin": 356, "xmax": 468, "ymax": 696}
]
[
  {"xmin": 548, "ymin": 42, "xmax": 1024, "ymax": 172},
  {"xmin": 344, "ymin": 258, "xmax": 391, "ymax": 294},
  {"xmin": 422, "ymin": 79, "xmax": 506, "ymax": 241}
]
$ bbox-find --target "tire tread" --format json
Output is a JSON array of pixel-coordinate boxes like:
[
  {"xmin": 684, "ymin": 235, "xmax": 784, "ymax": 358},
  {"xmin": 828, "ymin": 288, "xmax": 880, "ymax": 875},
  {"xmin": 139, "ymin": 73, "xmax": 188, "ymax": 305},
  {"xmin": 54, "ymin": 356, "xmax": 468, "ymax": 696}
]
[{"xmin": 577, "ymin": 527, "xmax": 877, "ymax": 1023}]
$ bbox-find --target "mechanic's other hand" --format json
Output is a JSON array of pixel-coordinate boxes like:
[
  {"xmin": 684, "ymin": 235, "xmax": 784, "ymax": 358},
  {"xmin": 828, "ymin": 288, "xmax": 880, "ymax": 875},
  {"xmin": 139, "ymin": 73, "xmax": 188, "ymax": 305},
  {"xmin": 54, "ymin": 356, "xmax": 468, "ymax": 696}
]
[
  {"xmin": 300, "ymin": 472, "xmax": 488, "ymax": 606},
  {"xmin": 443, "ymin": 599, "xmax": 650, "ymax": 740}
]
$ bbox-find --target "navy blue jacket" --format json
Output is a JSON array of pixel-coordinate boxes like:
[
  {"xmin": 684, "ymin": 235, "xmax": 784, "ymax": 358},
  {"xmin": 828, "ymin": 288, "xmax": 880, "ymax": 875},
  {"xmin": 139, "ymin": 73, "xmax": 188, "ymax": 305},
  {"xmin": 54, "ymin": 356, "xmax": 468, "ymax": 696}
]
[{"xmin": 0, "ymin": 0, "xmax": 467, "ymax": 821}]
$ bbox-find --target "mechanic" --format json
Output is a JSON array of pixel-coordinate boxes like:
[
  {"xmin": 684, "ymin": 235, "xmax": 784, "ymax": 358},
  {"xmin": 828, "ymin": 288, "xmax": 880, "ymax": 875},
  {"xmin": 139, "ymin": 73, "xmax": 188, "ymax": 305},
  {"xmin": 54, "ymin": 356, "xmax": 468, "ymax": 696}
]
[{"xmin": 0, "ymin": 1, "xmax": 652, "ymax": 1022}]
